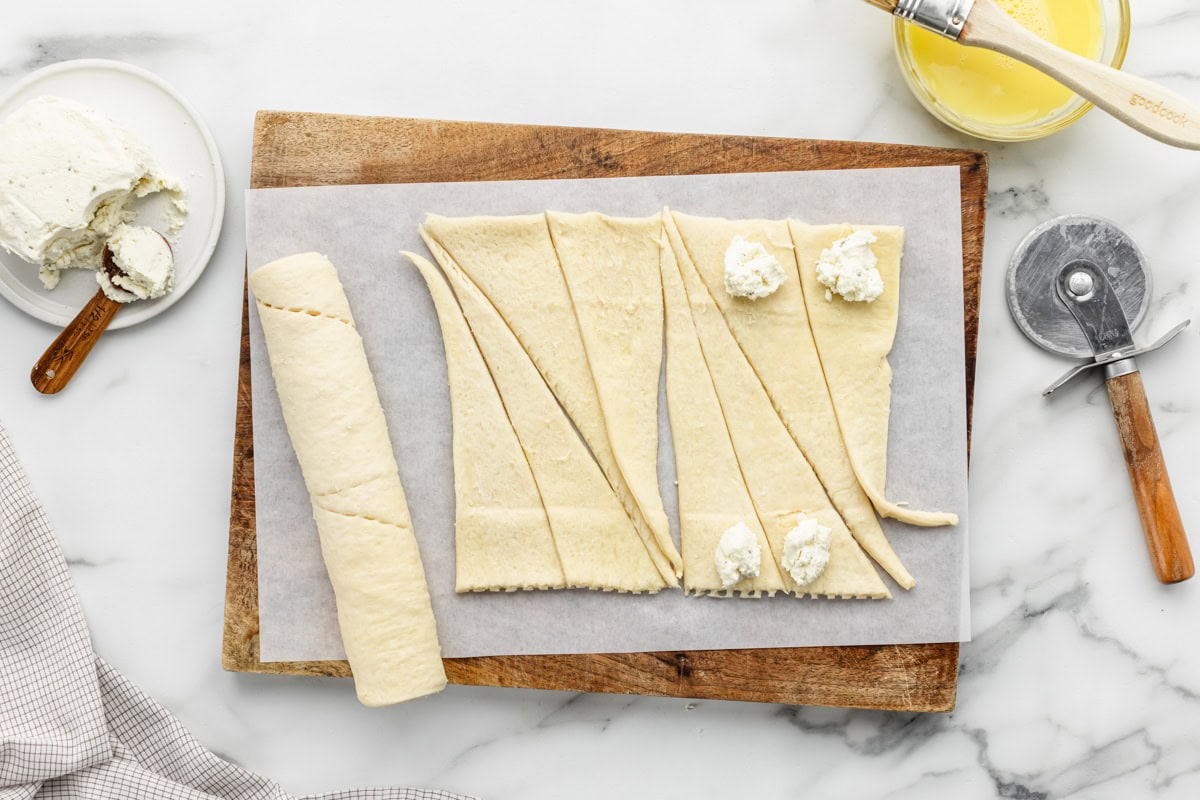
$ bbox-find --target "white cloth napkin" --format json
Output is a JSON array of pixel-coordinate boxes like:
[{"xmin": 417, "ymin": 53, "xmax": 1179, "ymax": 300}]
[{"xmin": 0, "ymin": 423, "xmax": 474, "ymax": 800}]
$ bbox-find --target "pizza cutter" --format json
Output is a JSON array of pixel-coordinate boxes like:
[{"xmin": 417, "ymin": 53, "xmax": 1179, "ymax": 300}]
[{"xmin": 1007, "ymin": 215, "xmax": 1195, "ymax": 584}]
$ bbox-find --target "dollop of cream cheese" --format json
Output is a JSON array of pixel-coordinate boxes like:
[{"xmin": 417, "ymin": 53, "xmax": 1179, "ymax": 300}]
[
  {"xmin": 98, "ymin": 223, "xmax": 174, "ymax": 303},
  {"xmin": 714, "ymin": 521, "xmax": 761, "ymax": 587},
  {"xmin": 781, "ymin": 515, "xmax": 833, "ymax": 586},
  {"xmin": 815, "ymin": 229, "xmax": 883, "ymax": 303},
  {"xmin": 723, "ymin": 235, "xmax": 786, "ymax": 300},
  {"xmin": 0, "ymin": 95, "xmax": 185, "ymax": 288}
]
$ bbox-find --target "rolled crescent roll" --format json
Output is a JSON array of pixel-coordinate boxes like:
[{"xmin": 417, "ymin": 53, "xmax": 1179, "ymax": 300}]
[{"xmin": 250, "ymin": 252, "xmax": 446, "ymax": 706}]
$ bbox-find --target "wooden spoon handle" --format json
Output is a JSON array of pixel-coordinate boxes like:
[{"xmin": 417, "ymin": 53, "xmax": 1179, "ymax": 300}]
[
  {"xmin": 31, "ymin": 289, "xmax": 122, "ymax": 394},
  {"xmin": 962, "ymin": 0, "xmax": 1200, "ymax": 150},
  {"xmin": 1105, "ymin": 370, "xmax": 1194, "ymax": 584}
]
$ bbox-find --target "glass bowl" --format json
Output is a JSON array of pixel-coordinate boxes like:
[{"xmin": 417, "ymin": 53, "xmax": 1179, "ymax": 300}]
[{"xmin": 893, "ymin": 0, "xmax": 1130, "ymax": 142}]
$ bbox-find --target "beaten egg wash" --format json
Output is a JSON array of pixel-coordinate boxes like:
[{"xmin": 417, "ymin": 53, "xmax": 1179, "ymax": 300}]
[{"xmin": 902, "ymin": 0, "xmax": 1105, "ymax": 127}]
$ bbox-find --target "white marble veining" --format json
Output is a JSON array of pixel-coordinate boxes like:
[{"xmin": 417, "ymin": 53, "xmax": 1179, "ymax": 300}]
[{"xmin": 2, "ymin": 1, "xmax": 1199, "ymax": 797}]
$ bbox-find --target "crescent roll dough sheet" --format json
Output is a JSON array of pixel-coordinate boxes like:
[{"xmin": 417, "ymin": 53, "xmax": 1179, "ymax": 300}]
[
  {"xmin": 421, "ymin": 215, "xmax": 681, "ymax": 583},
  {"xmin": 664, "ymin": 215, "xmax": 888, "ymax": 599},
  {"xmin": 408, "ymin": 253, "xmax": 567, "ymax": 592},
  {"xmin": 409, "ymin": 249, "xmax": 665, "ymax": 593},
  {"xmin": 669, "ymin": 212, "xmax": 915, "ymax": 589},
  {"xmin": 249, "ymin": 252, "xmax": 446, "ymax": 706},
  {"xmin": 661, "ymin": 227, "xmax": 783, "ymax": 596},
  {"xmin": 790, "ymin": 222, "xmax": 959, "ymax": 528}
]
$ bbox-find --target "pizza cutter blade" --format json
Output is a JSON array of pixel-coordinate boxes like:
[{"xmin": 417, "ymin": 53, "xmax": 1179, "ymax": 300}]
[{"xmin": 1007, "ymin": 215, "xmax": 1194, "ymax": 584}]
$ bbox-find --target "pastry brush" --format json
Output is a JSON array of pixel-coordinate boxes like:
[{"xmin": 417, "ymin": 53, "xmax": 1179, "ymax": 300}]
[{"xmin": 864, "ymin": 0, "xmax": 1200, "ymax": 149}]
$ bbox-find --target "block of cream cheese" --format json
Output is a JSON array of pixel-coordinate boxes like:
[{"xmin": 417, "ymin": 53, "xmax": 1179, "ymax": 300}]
[
  {"xmin": 0, "ymin": 95, "xmax": 185, "ymax": 289},
  {"xmin": 250, "ymin": 252, "xmax": 446, "ymax": 706}
]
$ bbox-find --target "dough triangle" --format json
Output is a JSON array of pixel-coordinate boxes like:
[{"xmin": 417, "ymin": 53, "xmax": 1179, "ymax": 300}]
[
  {"xmin": 408, "ymin": 253, "xmax": 566, "ymax": 592},
  {"xmin": 660, "ymin": 226, "xmax": 783, "ymax": 596},
  {"xmin": 670, "ymin": 212, "xmax": 916, "ymax": 588},
  {"xmin": 546, "ymin": 211, "xmax": 667, "ymax": 583},
  {"xmin": 789, "ymin": 221, "xmax": 958, "ymax": 528},
  {"xmin": 664, "ymin": 216, "xmax": 888, "ymax": 599},
  {"xmin": 421, "ymin": 215, "xmax": 681, "ymax": 582},
  {"xmin": 410, "ymin": 248, "xmax": 668, "ymax": 593}
]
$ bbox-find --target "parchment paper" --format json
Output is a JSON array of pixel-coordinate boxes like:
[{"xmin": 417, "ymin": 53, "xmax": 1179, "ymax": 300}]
[{"xmin": 245, "ymin": 167, "xmax": 971, "ymax": 661}]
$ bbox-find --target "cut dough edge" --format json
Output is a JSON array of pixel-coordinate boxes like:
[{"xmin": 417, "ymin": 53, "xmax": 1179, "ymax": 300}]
[
  {"xmin": 256, "ymin": 300, "xmax": 355, "ymax": 327},
  {"xmin": 420, "ymin": 216, "xmax": 682, "ymax": 582},
  {"xmin": 788, "ymin": 220, "xmax": 959, "ymax": 528},
  {"xmin": 847, "ymin": 451, "xmax": 960, "ymax": 527},
  {"xmin": 407, "ymin": 249, "xmax": 668, "ymax": 593},
  {"xmin": 669, "ymin": 211, "xmax": 916, "ymax": 589},
  {"xmin": 250, "ymin": 251, "xmax": 354, "ymax": 319},
  {"xmin": 407, "ymin": 252, "xmax": 568, "ymax": 592},
  {"xmin": 663, "ymin": 214, "xmax": 889, "ymax": 599}
]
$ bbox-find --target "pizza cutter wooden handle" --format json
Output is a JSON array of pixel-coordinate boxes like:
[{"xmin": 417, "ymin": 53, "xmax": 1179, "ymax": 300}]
[
  {"xmin": 31, "ymin": 289, "xmax": 122, "ymax": 394},
  {"xmin": 1105, "ymin": 370, "xmax": 1194, "ymax": 583}
]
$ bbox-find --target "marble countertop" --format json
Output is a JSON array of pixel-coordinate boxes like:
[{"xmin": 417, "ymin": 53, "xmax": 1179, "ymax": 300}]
[{"xmin": 3, "ymin": 1, "xmax": 1199, "ymax": 797}]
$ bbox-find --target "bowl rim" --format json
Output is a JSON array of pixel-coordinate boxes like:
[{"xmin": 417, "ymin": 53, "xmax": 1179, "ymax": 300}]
[{"xmin": 892, "ymin": 0, "xmax": 1131, "ymax": 142}]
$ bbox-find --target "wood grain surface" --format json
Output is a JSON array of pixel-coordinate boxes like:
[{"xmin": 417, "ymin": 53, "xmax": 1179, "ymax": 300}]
[
  {"xmin": 30, "ymin": 288, "xmax": 122, "ymax": 394},
  {"xmin": 224, "ymin": 113, "xmax": 987, "ymax": 711},
  {"xmin": 1105, "ymin": 371, "xmax": 1195, "ymax": 584}
]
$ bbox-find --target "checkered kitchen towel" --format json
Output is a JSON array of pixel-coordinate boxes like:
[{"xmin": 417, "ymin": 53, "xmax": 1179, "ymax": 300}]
[{"xmin": 0, "ymin": 422, "xmax": 474, "ymax": 800}]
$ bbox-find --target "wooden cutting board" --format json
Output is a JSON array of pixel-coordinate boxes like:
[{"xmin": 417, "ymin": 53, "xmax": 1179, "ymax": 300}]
[{"xmin": 224, "ymin": 112, "xmax": 986, "ymax": 712}]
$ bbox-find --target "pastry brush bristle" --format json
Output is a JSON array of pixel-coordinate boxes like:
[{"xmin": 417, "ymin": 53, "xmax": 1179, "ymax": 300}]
[{"xmin": 862, "ymin": 0, "xmax": 899, "ymax": 11}]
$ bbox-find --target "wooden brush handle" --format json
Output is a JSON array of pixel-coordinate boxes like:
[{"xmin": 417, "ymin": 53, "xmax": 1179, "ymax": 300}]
[
  {"xmin": 1105, "ymin": 371, "xmax": 1194, "ymax": 584},
  {"xmin": 962, "ymin": 0, "xmax": 1200, "ymax": 150},
  {"xmin": 31, "ymin": 289, "xmax": 122, "ymax": 394}
]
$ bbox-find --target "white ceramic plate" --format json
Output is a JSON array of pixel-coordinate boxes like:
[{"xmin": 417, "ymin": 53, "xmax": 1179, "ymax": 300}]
[{"xmin": 0, "ymin": 59, "xmax": 225, "ymax": 329}]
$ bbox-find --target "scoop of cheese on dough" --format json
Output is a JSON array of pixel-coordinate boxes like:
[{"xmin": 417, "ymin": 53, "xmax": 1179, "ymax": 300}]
[{"xmin": 724, "ymin": 234, "xmax": 786, "ymax": 299}]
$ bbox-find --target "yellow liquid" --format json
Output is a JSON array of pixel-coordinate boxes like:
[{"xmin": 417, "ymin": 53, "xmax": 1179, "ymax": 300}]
[{"xmin": 903, "ymin": 0, "xmax": 1105, "ymax": 128}]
